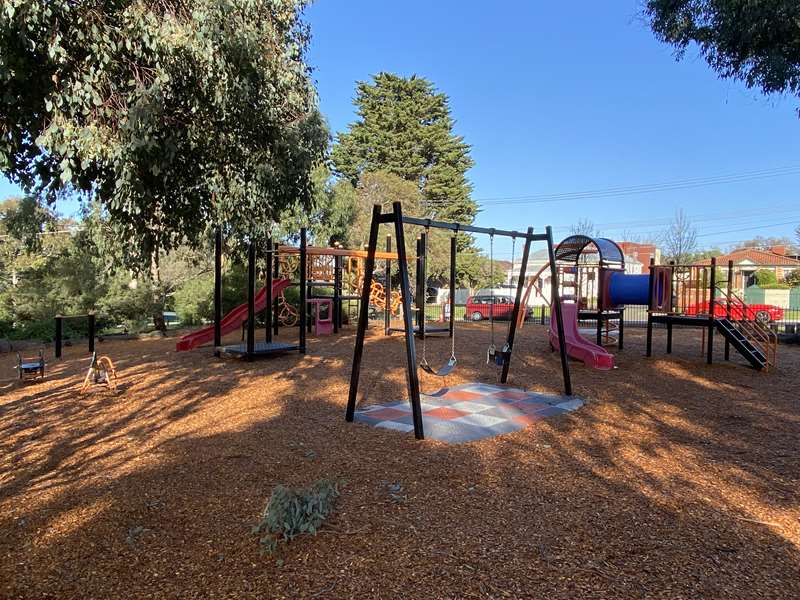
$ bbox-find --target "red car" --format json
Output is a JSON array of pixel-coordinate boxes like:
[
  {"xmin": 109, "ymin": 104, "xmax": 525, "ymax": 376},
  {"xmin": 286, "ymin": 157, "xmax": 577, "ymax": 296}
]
[
  {"xmin": 466, "ymin": 294, "xmax": 530, "ymax": 321},
  {"xmin": 685, "ymin": 300, "xmax": 783, "ymax": 323}
]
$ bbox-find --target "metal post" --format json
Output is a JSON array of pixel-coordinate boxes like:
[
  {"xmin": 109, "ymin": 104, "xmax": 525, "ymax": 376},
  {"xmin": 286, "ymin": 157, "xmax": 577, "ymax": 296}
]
[
  {"xmin": 346, "ymin": 205, "xmax": 384, "ymax": 424},
  {"xmin": 707, "ymin": 257, "xmax": 716, "ymax": 365},
  {"xmin": 545, "ymin": 227, "xmax": 572, "ymax": 396},
  {"xmin": 273, "ymin": 242, "xmax": 280, "ymax": 337},
  {"xmin": 247, "ymin": 241, "xmax": 256, "ymax": 360},
  {"xmin": 333, "ymin": 254, "xmax": 341, "ymax": 334},
  {"xmin": 725, "ymin": 259, "xmax": 733, "ymax": 361},
  {"xmin": 596, "ymin": 315, "xmax": 602, "ymax": 347},
  {"xmin": 88, "ymin": 312, "xmax": 95, "ymax": 354},
  {"xmin": 55, "ymin": 316, "xmax": 63, "ymax": 359},
  {"xmin": 666, "ymin": 322, "xmax": 673, "ymax": 354},
  {"xmin": 214, "ymin": 228, "xmax": 222, "ymax": 357},
  {"xmin": 384, "ymin": 235, "xmax": 392, "ymax": 335},
  {"xmin": 266, "ymin": 236, "xmax": 273, "ymax": 344},
  {"xmin": 501, "ymin": 231, "xmax": 532, "ymax": 384},
  {"xmin": 299, "ymin": 228, "xmax": 307, "ymax": 354},
  {"xmin": 646, "ymin": 258, "xmax": 655, "ymax": 357},
  {"xmin": 618, "ymin": 308, "xmax": 624, "ymax": 350},
  {"xmin": 393, "ymin": 204, "xmax": 424, "ymax": 438},
  {"xmin": 449, "ymin": 234, "xmax": 456, "ymax": 337}
]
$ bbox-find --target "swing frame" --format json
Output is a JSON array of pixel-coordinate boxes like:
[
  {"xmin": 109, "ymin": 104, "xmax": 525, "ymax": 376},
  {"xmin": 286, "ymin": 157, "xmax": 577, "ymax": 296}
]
[{"xmin": 345, "ymin": 201, "xmax": 572, "ymax": 440}]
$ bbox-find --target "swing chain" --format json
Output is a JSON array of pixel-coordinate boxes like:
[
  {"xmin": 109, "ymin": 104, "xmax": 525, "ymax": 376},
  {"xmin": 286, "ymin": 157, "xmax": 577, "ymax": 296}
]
[
  {"xmin": 501, "ymin": 235, "xmax": 517, "ymax": 358},
  {"xmin": 420, "ymin": 226, "xmax": 430, "ymax": 367}
]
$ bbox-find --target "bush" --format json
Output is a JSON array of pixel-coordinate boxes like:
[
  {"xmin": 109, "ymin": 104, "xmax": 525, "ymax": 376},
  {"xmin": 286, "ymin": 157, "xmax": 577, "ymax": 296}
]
[
  {"xmin": 252, "ymin": 480, "xmax": 339, "ymax": 554},
  {"xmin": 754, "ymin": 269, "xmax": 778, "ymax": 286},
  {"xmin": 96, "ymin": 277, "xmax": 156, "ymax": 333},
  {"xmin": 173, "ymin": 265, "xmax": 252, "ymax": 326},
  {"xmin": 784, "ymin": 270, "xmax": 800, "ymax": 287},
  {"xmin": 174, "ymin": 275, "xmax": 215, "ymax": 326}
]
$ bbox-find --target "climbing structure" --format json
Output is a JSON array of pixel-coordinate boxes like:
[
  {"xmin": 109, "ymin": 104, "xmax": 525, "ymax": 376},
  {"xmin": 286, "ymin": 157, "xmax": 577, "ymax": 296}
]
[{"xmin": 646, "ymin": 258, "xmax": 778, "ymax": 371}]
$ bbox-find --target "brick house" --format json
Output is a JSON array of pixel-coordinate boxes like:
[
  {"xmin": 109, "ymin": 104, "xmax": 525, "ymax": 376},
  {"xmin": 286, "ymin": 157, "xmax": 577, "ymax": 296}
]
[
  {"xmin": 617, "ymin": 241, "xmax": 660, "ymax": 268},
  {"xmin": 692, "ymin": 246, "xmax": 800, "ymax": 289}
]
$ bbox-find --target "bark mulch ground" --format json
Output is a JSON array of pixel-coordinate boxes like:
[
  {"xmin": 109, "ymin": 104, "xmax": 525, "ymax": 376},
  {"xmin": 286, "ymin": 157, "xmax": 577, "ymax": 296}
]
[{"xmin": 1, "ymin": 322, "xmax": 798, "ymax": 599}]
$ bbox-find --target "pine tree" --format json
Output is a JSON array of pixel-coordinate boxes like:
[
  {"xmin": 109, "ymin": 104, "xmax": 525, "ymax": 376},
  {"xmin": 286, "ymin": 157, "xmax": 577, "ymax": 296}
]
[{"xmin": 331, "ymin": 73, "xmax": 476, "ymax": 222}]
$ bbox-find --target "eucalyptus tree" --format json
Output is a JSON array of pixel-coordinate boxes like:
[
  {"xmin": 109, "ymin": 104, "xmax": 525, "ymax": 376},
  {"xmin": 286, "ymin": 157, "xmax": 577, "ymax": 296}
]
[{"xmin": 1, "ymin": 0, "xmax": 327, "ymax": 328}]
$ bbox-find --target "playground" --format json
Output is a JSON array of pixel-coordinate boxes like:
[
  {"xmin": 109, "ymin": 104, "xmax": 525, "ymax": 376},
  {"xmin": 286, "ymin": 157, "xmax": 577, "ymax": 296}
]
[{"xmin": 1, "ymin": 318, "xmax": 799, "ymax": 598}]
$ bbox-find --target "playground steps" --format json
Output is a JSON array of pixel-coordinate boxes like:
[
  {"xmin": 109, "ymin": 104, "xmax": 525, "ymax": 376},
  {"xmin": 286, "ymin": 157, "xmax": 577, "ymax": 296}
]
[{"xmin": 714, "ymin": 318, "xmax": 769, "ymax": 371}]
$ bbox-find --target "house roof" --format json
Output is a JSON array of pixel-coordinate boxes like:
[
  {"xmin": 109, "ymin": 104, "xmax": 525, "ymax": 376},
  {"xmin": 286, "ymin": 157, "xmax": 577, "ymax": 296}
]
[{"xmin": 693, "ymin": 248, "xmax": 800, "ymax": 267}]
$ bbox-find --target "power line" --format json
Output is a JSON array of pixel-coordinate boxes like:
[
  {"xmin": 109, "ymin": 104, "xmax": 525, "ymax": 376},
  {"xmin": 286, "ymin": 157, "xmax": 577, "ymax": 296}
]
[
  {"xmin": 696, "ymin": 220, "xmax": 800, "ymax": 238},
  {"xmin": 551, "ymin": 205, "xmax": 800, "ymax": 232},
  {"xmin": 476, "ymin": 165, "xmax": 800, "ymax": 205}
]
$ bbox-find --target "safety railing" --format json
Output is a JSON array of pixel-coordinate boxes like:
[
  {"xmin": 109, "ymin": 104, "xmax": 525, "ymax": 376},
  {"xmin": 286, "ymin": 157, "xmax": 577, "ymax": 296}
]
[{"xmin": 712, "ymin": 288, "xmax": 778, "ymax": 370}]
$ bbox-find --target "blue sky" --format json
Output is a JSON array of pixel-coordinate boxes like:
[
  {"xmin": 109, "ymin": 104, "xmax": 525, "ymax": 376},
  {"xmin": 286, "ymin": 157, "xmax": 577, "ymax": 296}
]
[{"xmin": 3, "ymin": 1, "xmax": 799, "ymax": 258}]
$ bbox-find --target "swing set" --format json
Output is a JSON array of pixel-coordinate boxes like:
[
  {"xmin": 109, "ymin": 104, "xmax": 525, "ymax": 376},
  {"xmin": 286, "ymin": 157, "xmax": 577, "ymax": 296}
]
[{"xmin": 346, "ymin": 201, "xmax": 572, "ymax": 440}]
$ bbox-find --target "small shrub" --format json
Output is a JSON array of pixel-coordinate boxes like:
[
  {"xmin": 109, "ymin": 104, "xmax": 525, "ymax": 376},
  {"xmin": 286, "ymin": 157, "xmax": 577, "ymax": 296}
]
[{"xmin": 252, "ymin": 479, "xmax": 339, "ymax": 554}]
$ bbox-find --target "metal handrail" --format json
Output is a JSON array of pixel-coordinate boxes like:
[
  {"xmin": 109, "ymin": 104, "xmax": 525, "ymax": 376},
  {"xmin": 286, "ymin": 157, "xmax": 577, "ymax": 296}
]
[{"xmin": 713, "ymin": 287, "xmax": 778, "ymax": 370}]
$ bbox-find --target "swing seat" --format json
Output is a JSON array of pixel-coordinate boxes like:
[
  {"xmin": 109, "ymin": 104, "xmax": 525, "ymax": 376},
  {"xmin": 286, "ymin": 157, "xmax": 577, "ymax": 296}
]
[
  {"xmin": 494, "ymin": 351, "xmax": 510, "ymax": 366},
  {"xmin": 420, "ymin": 355, "xmax": 457, "ymax": 377}
]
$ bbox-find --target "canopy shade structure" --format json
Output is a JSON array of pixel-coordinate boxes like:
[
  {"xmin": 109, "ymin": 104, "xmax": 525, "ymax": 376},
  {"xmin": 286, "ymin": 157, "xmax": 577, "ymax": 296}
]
[{"xmin": 554, "ymin": 235, "xmax": 625, "ymax": 267}]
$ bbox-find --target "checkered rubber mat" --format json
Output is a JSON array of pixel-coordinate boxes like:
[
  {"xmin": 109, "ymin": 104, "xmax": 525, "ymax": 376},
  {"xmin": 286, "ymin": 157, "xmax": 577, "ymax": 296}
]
[{"xmin": 354, "ymin": 383, "xmax": 583, "ymax": 443}]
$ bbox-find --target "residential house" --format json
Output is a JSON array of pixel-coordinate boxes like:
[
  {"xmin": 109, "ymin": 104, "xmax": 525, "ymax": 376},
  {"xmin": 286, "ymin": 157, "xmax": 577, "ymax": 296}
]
[{"xmin": 692, "ymin": 246, "xmax": 800, "ymax": 289}]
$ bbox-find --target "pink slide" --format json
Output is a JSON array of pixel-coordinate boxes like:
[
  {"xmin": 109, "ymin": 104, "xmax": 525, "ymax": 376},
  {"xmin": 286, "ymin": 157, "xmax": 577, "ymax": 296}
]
[
  {"xmin": 549, "ymin": 302, "xmax": 615, "ymax": 370},
  {"xmin": 176, "ymin": 279, "xmax": 291, "ymax": 352}
]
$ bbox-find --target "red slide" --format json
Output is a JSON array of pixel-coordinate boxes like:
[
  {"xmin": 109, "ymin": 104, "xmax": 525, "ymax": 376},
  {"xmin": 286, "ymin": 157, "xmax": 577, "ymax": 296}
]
[
  {"xmin": 176, "ymin": 279, "xmax": 291, "ymax": 352},
  {"xmin": 549, "ymin": 302, "xmax": 615, "ymax": 370}
]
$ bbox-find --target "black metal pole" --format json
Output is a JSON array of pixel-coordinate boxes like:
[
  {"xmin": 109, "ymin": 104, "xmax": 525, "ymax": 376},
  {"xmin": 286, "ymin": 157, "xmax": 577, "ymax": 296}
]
[
  {"xmin": 545, "ymin": 227, "xmax": 572, "ymax": 396},
  {"xmin": 393, "ymin": 204, "xmax": 424, "ymax": 438},
  {"xmin": 725, "ymin": 259, "xmax": 732, "ymax": 361},
  {"xmin": 449, "ymin": 234, "xmax": 456, "ymax": 336},
  {"xmin": 646, "ymin": 258, "xmax": 655, "ymax": 358},
  {"xmin": 247, "ymin": 242, "xmax": 256, "ymax": 360},
  {"xmin": 299, "ymin": 228, "xmax": 307, "ymax": 354},
  {"xmin": 273, "ymin": 242, "xmax": 280, "ymax": 337},
  {"xmin": 87, "ymin": 312, "xmax": 95, "ymax": 354},
  {"xmin": 214, "ymin": 227, "xmax": 222, "ymax": 357},
  {"xmin": 55, "ymin": 316, "xmax": 63, "ymax": 359},
  {"xmin": 384, "ymin": 235, "xmax": 392, "ymax": 335},
  {"xmin": 501, "ymin": 230, "xmax": 532, "ymax": 384},
  {"xmin": 618, "ymin": 308, "xmax": 624, "ymax": 350},
  {"xmin": 346, "ymin": 205, "xmax": 383, "ymax": 424},
  {"xmin": 266, "ymin": 236, "xmax": 273, "ymax": 344},
  {"xmin": 333, "ymin": 254, "xmax": 341, "ymax": 334},
  {"xmin": 596, "ymin": 314, "xmax": 602, "ymax": 347},
  {"xmin": 707, "ymin": 257, "xmax": 716, "ymax": 365}
]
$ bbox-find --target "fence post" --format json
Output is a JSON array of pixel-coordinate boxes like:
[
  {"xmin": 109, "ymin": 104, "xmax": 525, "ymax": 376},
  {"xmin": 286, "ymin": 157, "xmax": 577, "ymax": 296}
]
[
  {"xmin": 88, "ymin": 312, "xmax": 95, "ymax": 354},
  {"xmin": 55, "ymin": 316, "xmax": 63, "ymax": 359}
]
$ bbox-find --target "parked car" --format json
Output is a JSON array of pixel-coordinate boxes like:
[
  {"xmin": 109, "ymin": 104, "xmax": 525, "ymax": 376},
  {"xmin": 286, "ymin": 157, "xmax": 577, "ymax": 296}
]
[
  {"xmin": 685, "ymin": 300, "xmax": 783, "ymax": 323},
  {"xmin": 466, "ymin": 294, "xmax": 530, "ymax": 321}
]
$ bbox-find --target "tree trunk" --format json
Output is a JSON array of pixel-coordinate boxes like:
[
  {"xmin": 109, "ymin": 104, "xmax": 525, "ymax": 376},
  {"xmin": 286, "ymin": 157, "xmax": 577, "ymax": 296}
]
[{"xmin": 150, "ymin": 249, "xmax": 167, "ymax": 333}]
